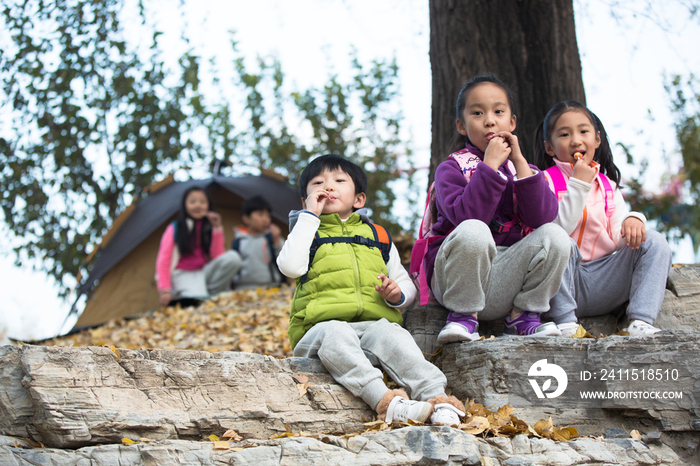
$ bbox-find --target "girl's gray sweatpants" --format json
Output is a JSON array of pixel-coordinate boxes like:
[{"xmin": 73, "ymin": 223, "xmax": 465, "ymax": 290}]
[
  {"xmin": 432, "ymin": 220, "xmax": 573, "ymax": 319},
  {"xmin": 293, "ymin": 319, "xmax": 448, "ymax": 411},
  {"xmin": 545, "ymin": 230, "xmax": 672, "ymax": 325},
  {"xmin": 170, "ymin": 250, "xmax": 241, "ymax": 299}
]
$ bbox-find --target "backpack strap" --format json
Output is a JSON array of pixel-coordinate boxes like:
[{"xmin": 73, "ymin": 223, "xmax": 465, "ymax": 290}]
[
  {"xmin": 231, "ymin": 237, "xmax": 241, "ymax": 251},
  {"xmin": 265, "ymin": 231, "xmax": 285, "ymax": 286},
  {"xmin": 545, "ymin": 166, "xmax": 568, "ymax": 201},
  {"xmin": 300, "ymin": 222, "xmax": 392, "ymax": 284},
  {"xmin": 546, "ymin": 166, "xmax": 615, "ymax": 218},
  {"xmin": 597, "ymin": 173, "xmax": 615, "ymax": 217},
  {"xmin": 366, "ymin": 223, "xmax": 392, "ymax": 263}
]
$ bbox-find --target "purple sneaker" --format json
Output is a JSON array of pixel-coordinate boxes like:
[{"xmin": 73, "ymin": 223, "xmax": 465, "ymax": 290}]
[
  {"xmin": 504, "ymin": 312, "xmax": 561, "ymax": 337},
  {"xmin": 437, "ymin": 312, "xmax": 480, "ymax": 344}
]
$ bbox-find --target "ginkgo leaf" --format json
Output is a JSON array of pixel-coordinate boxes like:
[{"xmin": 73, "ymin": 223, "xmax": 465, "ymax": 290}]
[
  {"xmin": 630, "ymin": 429, "xmax": 642, "ymax": 440},
  {"xmin": 492, "ymin": 404, "xmax": 514, "ymax": 426},
  {"xmin": 460, "ymin": 416, "xmax": 489, "ymax": 435},
  {"xmin": 121, "ymin": 438, "xmax": 136, "ymax": 446},
  {"xmin": 222, "ymin": 429, "xmax": 243, "ymax": 441},
  {"xmin": 297, "ymin": 382, "xmax": 309, "ymax": 398},
  {"xmin": 534, "ymin": 417, "xmax": 554, "ymax": 436},
  {"xmin": 208, "ymin": 434, "xmax": 220, "ymax": 442}
]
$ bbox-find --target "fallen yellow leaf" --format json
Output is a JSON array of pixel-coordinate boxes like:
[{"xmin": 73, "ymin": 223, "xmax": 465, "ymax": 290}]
[
  {"xmin": 208, "ymin": 434, "xmax": 220, "ymax": 442},
  {"xmin": 121, "ymin": 438, "xmax": 136, "ymax": 446},
  {"xmin": 491, "ymin": 404, "xmax": 514, "ymax": 427},
  {"xmin": 221, "ymin": 429, "xmax": 243, "ymax": 441},
  {"xmin": 297, "ymin": 382, "xmax": 309, "ymax": 398},
  {"xmin": 630, "ymin": 429, "xmax": 642, "ymax": 440},
  {"xmin": 213, "ymin": 441, "xmax": 230, "ymax": 450},
  {"xmin": 534, "ymin": 417, "xmax": 554, "ymax": 437},
  {"xmin": 460, "ymin": 416, "xmax": 489, "ymax": 435}
]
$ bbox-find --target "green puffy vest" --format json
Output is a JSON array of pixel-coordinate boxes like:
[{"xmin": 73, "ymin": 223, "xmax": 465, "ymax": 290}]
[{"xmin": 288, "ymin": 213, "xmax": 403, "ymax": 349}]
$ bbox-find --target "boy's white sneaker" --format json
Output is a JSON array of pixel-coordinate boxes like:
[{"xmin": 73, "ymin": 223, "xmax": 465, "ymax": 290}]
[
  {"xmin": 624, "ymin": 320, "xmax": 660, "ymax": 337},
  {"xmin": 430, "ymin": 403, "xmax": 465, "ymax": 427},
  {"xmin": 385, "ymin": 396, "xmax": 433, "ymax": 424},
  {"xmin": 557, "ymin": 322, "xmax": 580, "ymax": 338}
]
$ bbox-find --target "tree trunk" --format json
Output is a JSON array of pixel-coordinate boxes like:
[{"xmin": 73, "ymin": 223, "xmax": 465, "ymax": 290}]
[{"xmin": 429, "ymin": 0, "xmax": 585, "ymax": 181}]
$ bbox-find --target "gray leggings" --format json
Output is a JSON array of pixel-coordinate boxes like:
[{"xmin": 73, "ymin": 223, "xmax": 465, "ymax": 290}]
[
  {"xmin": 545, "ymin": 230, "xmax": 672, "ymax": 325},
  {"xmin": 170, "ymin": 250, "xmax": 241, "ymax": 299},
  {"xmin": 293, "ymin": 319, "xmax": 448, "ymax": 410},
  {"xmin": 432, "ymin": 220, "xmax": 573, "ymax": 319}
]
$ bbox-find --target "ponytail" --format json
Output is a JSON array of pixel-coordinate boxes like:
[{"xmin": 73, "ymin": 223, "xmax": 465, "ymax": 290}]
[
  {"xmin": 590, "ymin": 113, "xmax": 621, "ymax": 187},
  {"xmin": 533, "ymin": 121, "xmax": 554, "ymax": 170}
]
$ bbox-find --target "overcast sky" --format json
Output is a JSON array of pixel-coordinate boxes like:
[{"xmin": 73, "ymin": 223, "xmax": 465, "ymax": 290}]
[{"xmin": 1, "ymin": 0, "xmax": 699, "ymax": 342}]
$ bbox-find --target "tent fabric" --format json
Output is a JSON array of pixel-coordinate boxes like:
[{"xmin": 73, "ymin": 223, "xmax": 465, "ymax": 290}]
[{"xmin": 72, "ymin": 175, "xmax": 301, "ymax": 330}]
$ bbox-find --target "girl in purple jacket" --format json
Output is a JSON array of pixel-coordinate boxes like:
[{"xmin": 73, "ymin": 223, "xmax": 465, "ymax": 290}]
[{"xmin": 430, "ymin": 75, "xmax": 573, "ymax": 343}]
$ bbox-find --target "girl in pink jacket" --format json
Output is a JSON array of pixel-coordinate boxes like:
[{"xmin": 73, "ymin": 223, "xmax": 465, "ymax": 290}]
[
  {"xmin": 155, "ymin": 187, "xmax": 240, "ymax": 306},
  {"xmin": 534, "ymin": 101, "xmax": 672, "ymax": 337}
]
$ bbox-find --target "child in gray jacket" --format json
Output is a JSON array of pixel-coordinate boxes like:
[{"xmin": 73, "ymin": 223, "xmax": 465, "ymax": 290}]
[{"xmin": 231, "ymin": 196, "xmax": 285, "ymax": 289}]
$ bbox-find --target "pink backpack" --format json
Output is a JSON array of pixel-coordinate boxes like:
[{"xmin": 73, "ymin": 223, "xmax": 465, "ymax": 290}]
[
  {"xmin": 544, "ymin": 166, "xmax": 615, "ymax": 217},
  {"xmin": 409, "ymin": 150, "xmax": 520, "ymax": 305}
]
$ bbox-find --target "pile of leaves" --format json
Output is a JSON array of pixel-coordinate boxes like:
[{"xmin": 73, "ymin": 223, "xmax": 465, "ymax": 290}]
[{"xmin": 44, "ymin": 287, "xmax": 295, "ymax": 357}]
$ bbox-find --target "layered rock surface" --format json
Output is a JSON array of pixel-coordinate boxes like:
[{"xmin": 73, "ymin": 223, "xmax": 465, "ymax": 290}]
[
  {"xmin": 1, "ymin": 343, "xmax": 698, "ymax": 465},
  {"xmin": 0, "ymin": 345, "xmax": 372, "ymax": 448},
  {"xmin": 0, "ymin": 428, "xmax": 687, "ymax": 465},
  {"xmin": 2, "ymin": 265, "xmax": 699, "ymax": 464}
]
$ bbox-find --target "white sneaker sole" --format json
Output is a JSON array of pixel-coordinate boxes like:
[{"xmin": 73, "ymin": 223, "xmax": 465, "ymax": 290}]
[
  {"xmin": 557, "ymin": 322, "xmax": 580, "ymax": 338},
  {"xmin": 504, "ymin": 321, "xmax": 562, "ymax": 337},
  {"xmin": 437, "ymin": 322, "xmax": 480, "ymax": 344}
]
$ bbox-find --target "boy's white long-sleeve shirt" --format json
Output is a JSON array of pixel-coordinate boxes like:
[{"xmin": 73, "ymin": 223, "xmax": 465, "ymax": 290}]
[{"xmin": 277, "ymin": 210, "xmax": 416, "ymax": 310}]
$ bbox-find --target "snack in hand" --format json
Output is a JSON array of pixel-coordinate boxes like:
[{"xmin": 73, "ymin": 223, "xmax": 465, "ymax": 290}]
[{"xmin": 573, "ymin": 152, "xmax": 583, "ymax": 160}]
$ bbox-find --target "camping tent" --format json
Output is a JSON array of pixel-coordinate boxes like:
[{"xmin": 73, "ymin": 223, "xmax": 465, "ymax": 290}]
[{"xmin": 71, "ymin": 173, "xmax": 301, "ymax": 330}]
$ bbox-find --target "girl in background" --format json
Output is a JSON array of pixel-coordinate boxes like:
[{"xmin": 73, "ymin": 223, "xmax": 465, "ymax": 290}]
[
  {"xmin": 156, "ymin": 187, "xmax": 240, "ymax": 306},
  {"xmin": 534, "ymin": 100, "xmax": 672, "ymax": 336}
]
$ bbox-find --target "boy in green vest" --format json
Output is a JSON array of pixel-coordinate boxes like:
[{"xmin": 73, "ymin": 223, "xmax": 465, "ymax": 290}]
[{"xmin": 277, "ymin": 154, "xmax": 465, "ymax": 426}]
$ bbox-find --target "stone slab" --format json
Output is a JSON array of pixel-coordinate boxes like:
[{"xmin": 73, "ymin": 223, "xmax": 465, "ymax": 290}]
[
  {"xmin": 437, "ymin": 330, "xmax": 700, "ymax": 434},
  {"xmin": 0, "ymin": 345, "xmax": 374, "ymax": 449},
  {"xmin": 0, "ymin": 428, "xmax": 689, "ymax": 466}
]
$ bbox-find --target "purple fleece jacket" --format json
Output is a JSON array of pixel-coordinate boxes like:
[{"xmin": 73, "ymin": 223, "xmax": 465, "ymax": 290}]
[{"xmin": 426, "ymin": 143, "xmax": 559, "ymax": 286}]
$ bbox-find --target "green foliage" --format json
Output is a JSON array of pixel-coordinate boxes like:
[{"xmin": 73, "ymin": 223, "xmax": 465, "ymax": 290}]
[
  {"xmin": 0, "ymin": 0, "xmax": 414, "ymax": 294},
  {"xmin": 627, "ymin": 74, "xmax": 700, "ymax": 253},
  {"xmin": 235, "ymin": 51, "xmax": 411, "ymax": 230}
]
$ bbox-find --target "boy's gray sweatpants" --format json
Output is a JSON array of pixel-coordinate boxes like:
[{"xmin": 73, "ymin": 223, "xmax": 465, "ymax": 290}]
[
  {"xmin": 432, "ymin": 220, "xmax": 573, "ymax": 320},
  {"xmin": 293, "ymin": 319, "xmax": 448, "ymax": 411},
  {"xmin": 545, "ymin": 230, "xmax": 672, "ymax": 325}
]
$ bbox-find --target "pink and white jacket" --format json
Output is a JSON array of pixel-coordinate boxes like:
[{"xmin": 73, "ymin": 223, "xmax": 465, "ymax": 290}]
[
  {"xmin": 544, "ymin": 158, "xmax": 645, "ymax": 262},
  {"xmin": 155, "ymin": 220, "xmax": 226, "ymax": 292}
]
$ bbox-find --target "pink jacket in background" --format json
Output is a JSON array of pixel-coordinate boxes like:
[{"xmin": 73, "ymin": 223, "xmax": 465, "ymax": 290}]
[{"xmin": 155, "ymin": 222, "xmax": 226, "ymax": 292}]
